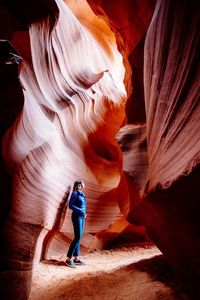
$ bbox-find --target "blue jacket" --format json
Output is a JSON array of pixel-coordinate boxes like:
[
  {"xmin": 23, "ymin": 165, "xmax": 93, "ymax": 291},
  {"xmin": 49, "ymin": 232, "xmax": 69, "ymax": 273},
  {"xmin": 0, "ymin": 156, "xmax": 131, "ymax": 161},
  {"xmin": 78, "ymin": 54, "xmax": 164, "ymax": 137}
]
[{"xmin": 69, "ymin": 191, "xmax": 86, "ymax": 217}]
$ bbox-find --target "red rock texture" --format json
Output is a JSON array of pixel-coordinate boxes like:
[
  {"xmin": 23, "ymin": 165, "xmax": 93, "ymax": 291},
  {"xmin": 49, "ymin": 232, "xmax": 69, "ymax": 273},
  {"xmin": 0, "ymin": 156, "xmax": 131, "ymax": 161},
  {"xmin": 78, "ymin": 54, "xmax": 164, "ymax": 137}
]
[
  {"xmin": 118, "ymin": 0, "xmax": 200, "ymax": 285},
  {"xmin": 0, "ymin": 0, "xmax": 200, "ymax": 299}
]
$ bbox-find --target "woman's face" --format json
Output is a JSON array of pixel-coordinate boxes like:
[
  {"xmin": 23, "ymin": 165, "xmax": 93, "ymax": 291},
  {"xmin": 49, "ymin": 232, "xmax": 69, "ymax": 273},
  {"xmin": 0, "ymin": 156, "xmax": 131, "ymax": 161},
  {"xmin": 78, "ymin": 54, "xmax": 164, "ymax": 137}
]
[{"xmin": 77, "ymin": 183, "xmax": 83, "ymax": 190}]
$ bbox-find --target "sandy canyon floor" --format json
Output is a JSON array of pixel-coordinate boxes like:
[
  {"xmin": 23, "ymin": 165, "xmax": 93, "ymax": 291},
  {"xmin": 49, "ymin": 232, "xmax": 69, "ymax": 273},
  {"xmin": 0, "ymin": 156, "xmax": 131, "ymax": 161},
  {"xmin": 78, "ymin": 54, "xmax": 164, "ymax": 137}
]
[{"xmin": 29, "ymin": 244, "xmax": 190, "ymax": 300}]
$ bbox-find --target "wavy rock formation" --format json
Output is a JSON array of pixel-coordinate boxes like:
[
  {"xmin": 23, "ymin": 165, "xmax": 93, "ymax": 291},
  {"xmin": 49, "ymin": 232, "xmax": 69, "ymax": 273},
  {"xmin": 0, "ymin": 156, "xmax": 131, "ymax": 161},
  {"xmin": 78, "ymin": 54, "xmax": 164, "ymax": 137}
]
[
  {"xmin": 118, "ymin": 0, "xmax": 200, "ymax": 286},
  {"xmin": 0, "ymin": 0, "xmax": 127, "ymax": 299},
  {"xmin": 0, "ymin": 0, "xmax": 200, "ymax": 299},
  {"xmin": 89, "ymin": 0, "xmax": 200, "ymax": 287}
]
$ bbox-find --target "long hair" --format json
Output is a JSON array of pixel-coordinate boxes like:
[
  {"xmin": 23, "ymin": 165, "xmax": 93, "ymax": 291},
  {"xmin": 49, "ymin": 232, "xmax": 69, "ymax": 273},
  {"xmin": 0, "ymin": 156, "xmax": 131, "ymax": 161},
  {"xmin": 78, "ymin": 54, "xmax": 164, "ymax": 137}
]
[{"xmin": 73, "ymin": 180, "xmax": 84, "ymax": 191}]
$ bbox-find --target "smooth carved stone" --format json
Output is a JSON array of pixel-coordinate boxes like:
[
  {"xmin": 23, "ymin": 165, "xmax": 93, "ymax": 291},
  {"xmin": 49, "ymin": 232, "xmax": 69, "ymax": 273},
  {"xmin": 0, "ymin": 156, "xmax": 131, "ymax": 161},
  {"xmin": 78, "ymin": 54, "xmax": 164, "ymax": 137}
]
[
  {"xmin": 144, "ymin": 0, "xmax": 200, "ymax": 192},
  {"xmin": 1, "ymin": 0, "xmax": 200, "ymax": 298},
  {"xmin": 1, "ymin": 0, "xmax": 126, "ymax": 298}
]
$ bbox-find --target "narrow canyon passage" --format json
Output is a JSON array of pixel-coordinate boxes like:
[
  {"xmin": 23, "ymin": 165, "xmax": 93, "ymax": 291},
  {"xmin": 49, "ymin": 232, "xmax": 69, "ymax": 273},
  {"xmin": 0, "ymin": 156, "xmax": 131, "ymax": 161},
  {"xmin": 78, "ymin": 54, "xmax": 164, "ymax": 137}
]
[{"xmin": 0, "ymin": 0, "xmax": 200, "ymax": 299}]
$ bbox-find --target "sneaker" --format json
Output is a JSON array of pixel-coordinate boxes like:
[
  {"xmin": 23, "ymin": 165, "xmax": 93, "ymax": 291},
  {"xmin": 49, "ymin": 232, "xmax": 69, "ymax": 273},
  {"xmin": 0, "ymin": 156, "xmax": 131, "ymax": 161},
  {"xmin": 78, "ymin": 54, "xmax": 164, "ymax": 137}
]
[
  {"xmin": 65, "ymin": 260, "xmax": 76, "ymax": 268},
  {"xmin": 73, "ymin": 259, "xmax": 85, "ymax": 265}
]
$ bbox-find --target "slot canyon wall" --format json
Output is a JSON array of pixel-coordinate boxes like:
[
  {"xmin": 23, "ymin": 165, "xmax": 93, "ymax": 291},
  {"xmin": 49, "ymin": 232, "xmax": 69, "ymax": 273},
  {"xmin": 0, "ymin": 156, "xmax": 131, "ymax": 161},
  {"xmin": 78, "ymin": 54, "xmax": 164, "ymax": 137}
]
[{"xmin": 0, "ymin": 0, "xmax": 200, "ymax": 299}]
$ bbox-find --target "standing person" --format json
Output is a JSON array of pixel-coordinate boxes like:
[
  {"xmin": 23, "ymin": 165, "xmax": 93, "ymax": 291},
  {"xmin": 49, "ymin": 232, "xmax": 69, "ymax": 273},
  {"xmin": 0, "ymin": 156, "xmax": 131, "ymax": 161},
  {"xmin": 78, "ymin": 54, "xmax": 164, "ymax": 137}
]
[{"xmin": 65, "ymin": 180, "xmax": 86, "ymax": 268}]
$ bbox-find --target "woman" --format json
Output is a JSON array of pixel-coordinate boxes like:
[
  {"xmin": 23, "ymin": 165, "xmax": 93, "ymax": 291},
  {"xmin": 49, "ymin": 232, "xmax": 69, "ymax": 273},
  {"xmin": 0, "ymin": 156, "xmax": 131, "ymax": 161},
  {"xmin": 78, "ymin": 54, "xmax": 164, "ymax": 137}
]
[{"xmin": 65, "ymin": 179, "xmax": 86, "ymax": 268}]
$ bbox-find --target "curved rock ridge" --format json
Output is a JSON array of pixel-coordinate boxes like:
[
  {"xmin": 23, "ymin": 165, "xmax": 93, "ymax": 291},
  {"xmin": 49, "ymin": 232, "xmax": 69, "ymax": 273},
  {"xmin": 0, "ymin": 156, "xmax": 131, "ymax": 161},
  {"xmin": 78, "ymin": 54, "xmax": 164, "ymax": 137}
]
[
  {"xmin": 1, "ymin": 1, "xmax": 127, "ymax": 297},
  {"xmin": 87, "ymin": 0, "xmax": 156, "ymax": 121},
  {"xmin": 144, "ymin": 0, "xmax": 200, "ymax": 192}
]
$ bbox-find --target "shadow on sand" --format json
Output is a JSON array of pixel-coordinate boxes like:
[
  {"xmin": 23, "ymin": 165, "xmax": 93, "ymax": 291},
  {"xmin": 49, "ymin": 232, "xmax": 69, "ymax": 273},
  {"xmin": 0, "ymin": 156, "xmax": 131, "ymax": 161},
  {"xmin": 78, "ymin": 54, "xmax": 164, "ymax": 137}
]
[
  {"xmin": 41, "ymin": 254, "xmax": 200, "ymax": 300},
  {"xmin": 42, "ymin": 259, "xmax": 67, "ymax": 267}
]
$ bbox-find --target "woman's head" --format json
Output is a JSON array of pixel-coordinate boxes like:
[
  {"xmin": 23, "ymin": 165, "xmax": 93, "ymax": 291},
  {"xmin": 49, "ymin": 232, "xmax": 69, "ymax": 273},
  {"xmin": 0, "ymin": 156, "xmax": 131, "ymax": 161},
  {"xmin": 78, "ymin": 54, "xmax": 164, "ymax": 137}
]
[{"xmin": 73, "ymin": 180, "xmax": 84, "ymax": 191}]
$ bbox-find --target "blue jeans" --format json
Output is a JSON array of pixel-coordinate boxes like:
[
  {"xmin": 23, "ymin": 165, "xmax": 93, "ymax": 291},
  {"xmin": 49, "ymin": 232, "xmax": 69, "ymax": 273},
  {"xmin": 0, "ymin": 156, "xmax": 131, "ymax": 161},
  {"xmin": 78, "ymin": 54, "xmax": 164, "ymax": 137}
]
[{"xmin": 67, "ymin": 213, "xmax": 85, "ymax": 258}]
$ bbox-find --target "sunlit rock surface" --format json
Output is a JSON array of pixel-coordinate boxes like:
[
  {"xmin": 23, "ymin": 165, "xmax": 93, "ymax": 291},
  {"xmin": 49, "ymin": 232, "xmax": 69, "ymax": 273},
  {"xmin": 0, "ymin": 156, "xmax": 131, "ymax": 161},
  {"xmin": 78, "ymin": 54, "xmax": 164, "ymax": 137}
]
[
  {"xmin": 87, "ymin": 0, "xmax": 156, "ymax": 119},
  {"xmin": 4, "ymin": 0, "xmax": 126, "ymax": 238},
  {"xmin": 0, "ymin": 0, "xmax": 129, "ymax": 298}
]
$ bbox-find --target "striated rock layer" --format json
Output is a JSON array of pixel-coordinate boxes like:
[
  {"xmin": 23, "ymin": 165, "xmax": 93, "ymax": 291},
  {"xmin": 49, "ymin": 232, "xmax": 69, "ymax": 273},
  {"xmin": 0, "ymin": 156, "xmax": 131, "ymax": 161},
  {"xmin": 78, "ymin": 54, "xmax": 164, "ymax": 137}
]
[
  {"xmin": 117, "ymin": 0, "xmax": 200, "ymax": 286},
  {"xmin": 0, "ymin": 0, "xmax": 200, "ymax": 299},
  {"xmin": 90, "ymin": 0, "xmax": 200, "ymax": 287},
  {"xmin": 0, "ymin": 0, "xmax": 127, "ymax": 299}
]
